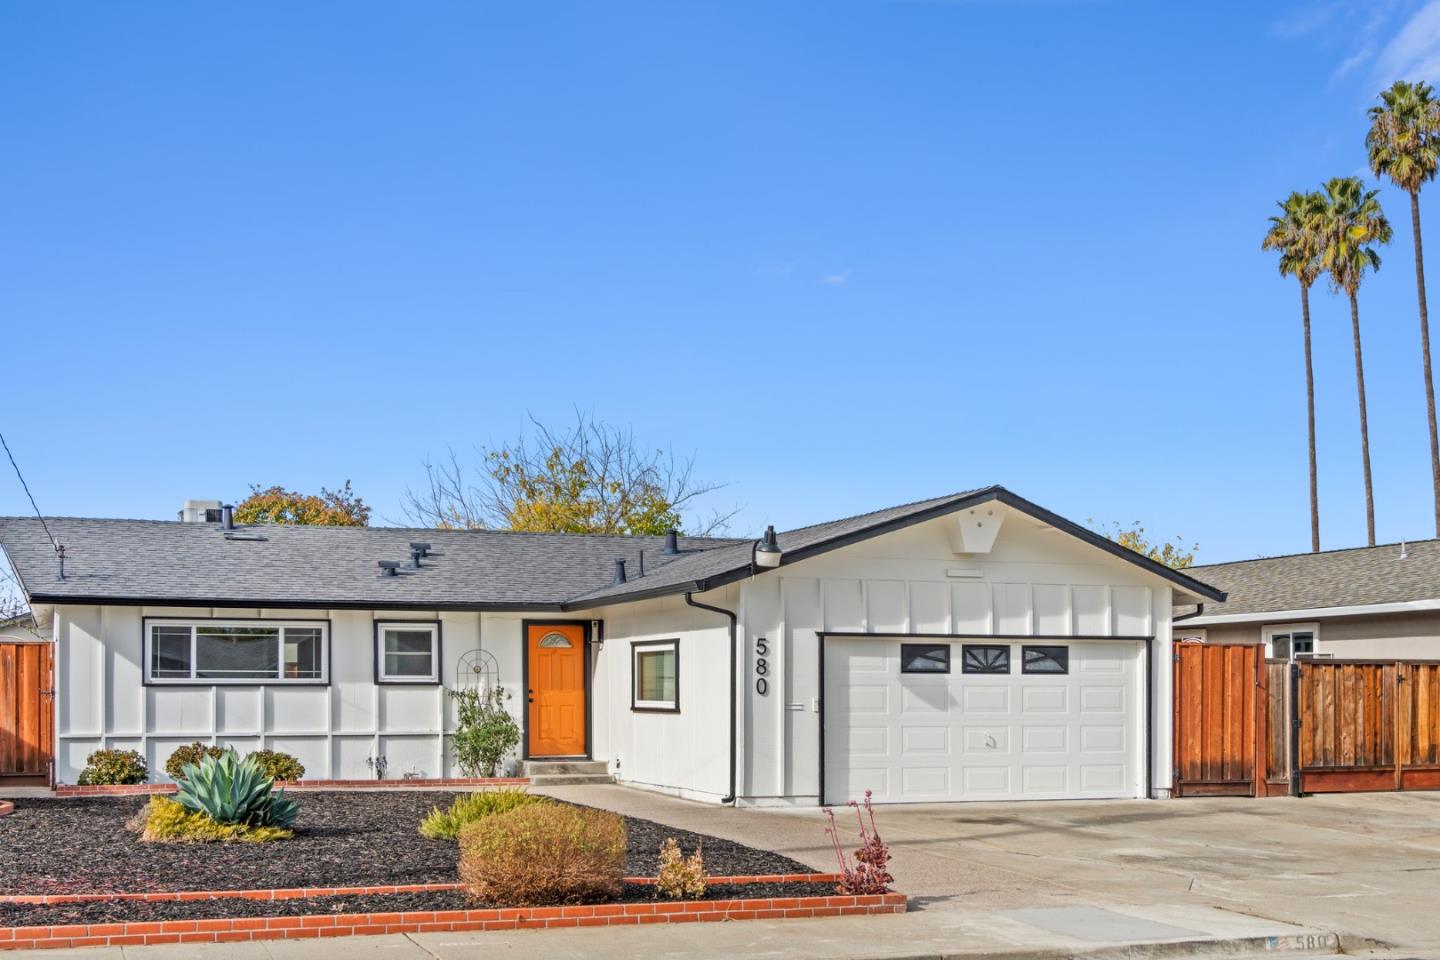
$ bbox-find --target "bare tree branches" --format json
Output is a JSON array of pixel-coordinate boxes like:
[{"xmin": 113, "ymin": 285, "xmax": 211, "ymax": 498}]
[
  {"xmin": 0, "ymin": 558, "xmax": 29, "ymax": 622},
  {"xmin": 402, "ymin": 412, "xmax": 737, "ymax": 536}
]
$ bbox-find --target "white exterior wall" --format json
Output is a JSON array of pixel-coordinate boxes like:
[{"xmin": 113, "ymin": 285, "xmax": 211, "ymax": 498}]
[
  {"xmin": 580, "ymin": 587, "xmax": 738, "ymax": 803},
  {"xmin": 734, "ymin": 505, "xmax": 1179, "ymax": 805},
  {"xmin": 52, "ymin": 605, "xmax": 531, "ymax": 784}
]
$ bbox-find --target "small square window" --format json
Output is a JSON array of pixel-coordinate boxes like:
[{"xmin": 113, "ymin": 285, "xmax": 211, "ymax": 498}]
[
  {"xmin": 900, "ymin": 643, "xmax": 950, "ymax": 674},
  {"xmin": 376, "ymin": 623, "xmax": 440, "ymax": 684},
  {"xmin": 962, "ymin": 644, "xmax": 1010, "ymax": 674},
  {"xmin": 633, "ymin": 640, "xmax": 679, "ymax": 711},
  {"xmin": 1022, "ymin": 645, "xmax": 1069, "ymax": 674}
]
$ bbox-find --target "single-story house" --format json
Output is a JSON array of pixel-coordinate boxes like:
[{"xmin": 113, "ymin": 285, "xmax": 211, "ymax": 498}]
[
  {"xmin": 1175, "ymin": 540, "xmax": 1440, "ymax": 660},
  {"xmin": 0, "ymin": 486, "xmax": 1223, "ymax": 804}
]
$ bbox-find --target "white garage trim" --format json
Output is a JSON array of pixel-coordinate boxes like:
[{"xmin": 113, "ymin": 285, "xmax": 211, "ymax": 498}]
[{"xmin": 818, "ymin": 632, "xmax": 1154, "ymax": 804}]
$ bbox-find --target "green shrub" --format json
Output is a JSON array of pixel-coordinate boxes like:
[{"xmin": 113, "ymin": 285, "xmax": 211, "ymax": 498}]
[
  {"xmin": 164, "ymin": 742, "xmax": 226, "ymax": 781},
  {"xmin": 174, "ymin": 750, "xmax": 299, "ymax": 828},
  {"xmin": 419, "ymin": 788, "xmax": 548, "ymax": 840},
  {"xmin": 246, "ymin": 750, "xmax": 305, "ymax": 782},
  {"xmin": 450, "ymin": 685, "xmax": 521, "ymax": 777},
  {"xmin": 458, "ymin": 803, "xmax": 626, "ymax": 906},
  {"xmin": 141, "ymin": 796, "xmax": 292, "ymax": 843},
  {"xmin": 76, "ymin": 749, "xmax": 148, "ymax": 785}
]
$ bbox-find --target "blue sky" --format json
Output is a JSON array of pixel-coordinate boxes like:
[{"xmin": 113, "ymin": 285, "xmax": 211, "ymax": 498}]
[{"xmin": 4, "ymin": 1, "xmax": 1440, "ymax": 566}]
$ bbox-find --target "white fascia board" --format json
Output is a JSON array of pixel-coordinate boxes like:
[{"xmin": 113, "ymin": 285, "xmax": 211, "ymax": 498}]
[{"xmin": 1180, "ymin": 597, "xmax": 1440, "ymax": 626}]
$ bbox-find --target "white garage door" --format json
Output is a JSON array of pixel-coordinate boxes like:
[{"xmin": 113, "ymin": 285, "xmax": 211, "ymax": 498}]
[{"xmin": 823, "ymin": 637, "xmax": 1143, "ymax": 804}]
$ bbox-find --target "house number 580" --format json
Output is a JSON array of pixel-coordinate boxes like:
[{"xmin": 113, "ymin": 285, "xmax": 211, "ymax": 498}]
[{"xmin": 755, "ymin": 637, "xmax": 769, "ymax": 695}]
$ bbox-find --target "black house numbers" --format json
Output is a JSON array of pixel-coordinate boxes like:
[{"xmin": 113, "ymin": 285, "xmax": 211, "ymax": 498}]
[{"xmin": 754, "ymin": 636, "xmax": 769, "ymax": 695}]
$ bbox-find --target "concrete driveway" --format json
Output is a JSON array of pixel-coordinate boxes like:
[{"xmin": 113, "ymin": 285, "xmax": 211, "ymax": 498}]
[{"xmin": 541, "ymin": 785, "xmax": 1440, "ymax": 951}]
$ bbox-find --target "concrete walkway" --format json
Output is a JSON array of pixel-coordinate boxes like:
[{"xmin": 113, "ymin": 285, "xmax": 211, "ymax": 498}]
[{"xmin": 12, "ymin": 784, "xmax": 1440, "ymax": 959}]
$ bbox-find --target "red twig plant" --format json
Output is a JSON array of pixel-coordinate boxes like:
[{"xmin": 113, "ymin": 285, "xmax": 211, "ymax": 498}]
[{"xmin": 822, "ymin": 789, "xmax": 893, "ymax": 895}]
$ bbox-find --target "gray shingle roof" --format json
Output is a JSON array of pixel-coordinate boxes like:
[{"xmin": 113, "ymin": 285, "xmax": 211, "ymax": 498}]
[
  {"xmin": 1178, "ymin": 539, "xmax": 1440, "ymax": 619},
  {"xmin": 0, "ymin": 517, "xmax": 742, "ymax": 610},
  {"xmin": 0, "ymin": 485, "xmax": 1225, "ymax": 611}
]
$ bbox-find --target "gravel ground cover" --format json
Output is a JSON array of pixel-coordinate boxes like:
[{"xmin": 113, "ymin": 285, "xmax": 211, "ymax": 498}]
[
  {"xmin": 0, "ymin": 881, "xmax": 841, "ymax": 926},
  {"xmin": 0, "ymin": 792, "xmax": 813, "ymax": 896}
]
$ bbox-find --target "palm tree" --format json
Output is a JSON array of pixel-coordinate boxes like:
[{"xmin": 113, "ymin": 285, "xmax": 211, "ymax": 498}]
[
  {"xmin": 1320, "ymin": 176, "xmax": 1393, "ymax": 546},
  {"xmin": 1368, "ymin": 80, "xmax": 1440, "ymax": 537},
  {"xmin": 1263, "ymin": 191, "xmax": 1328, "ymax": 552}
]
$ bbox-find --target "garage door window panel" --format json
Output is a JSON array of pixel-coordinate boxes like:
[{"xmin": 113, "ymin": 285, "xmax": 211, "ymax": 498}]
[
  {"xmin": 1022, "ymin": 645, "xmax": 1069, "ymax": 675},
  {"xmin": 962, "ymin": 644, "xmax": 1010, "ymax": 674},
  {"xmin": 900, "ymin": 643, "xmax": 950, "ymax": 674}
]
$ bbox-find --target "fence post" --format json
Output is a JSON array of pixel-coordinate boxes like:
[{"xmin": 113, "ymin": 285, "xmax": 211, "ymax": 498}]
[{"xmin": 1289, "ymin": 661, "xmax": 1303, "ymax": 797}]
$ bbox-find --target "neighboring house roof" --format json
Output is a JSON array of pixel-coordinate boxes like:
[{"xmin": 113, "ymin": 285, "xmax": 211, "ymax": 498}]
[
  {"xmin": 1176, "ymin": 539, "xmax": 1440, "ymax": 625},
  {"xmin": 0, "ymin": 486, "xmax": 1224, "ymax": 611}
]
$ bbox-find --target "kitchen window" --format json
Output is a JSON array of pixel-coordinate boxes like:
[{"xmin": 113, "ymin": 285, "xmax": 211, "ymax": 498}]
[{"xmin": 144, "ymin": 620, "xmax": 328, "ymax": 684}]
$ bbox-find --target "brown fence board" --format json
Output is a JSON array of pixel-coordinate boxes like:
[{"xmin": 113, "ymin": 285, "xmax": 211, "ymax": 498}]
[
  {"xmin": 1174, "ymin": 644, "xmax": 1259, "ymax": 797},
  {"xmin": 0, "ymin": 643, "xmax": 51, "ymax": 782}
]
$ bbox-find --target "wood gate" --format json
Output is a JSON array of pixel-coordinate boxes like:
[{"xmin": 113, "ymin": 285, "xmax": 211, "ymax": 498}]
[
  {"xmin": 1172, "ymin": 643, "xmax": 1268, "ymax": 796},
  {"xmin": 1295, "ymin": 660, "xmax": 1440, "ymax": 793},
  {"xmin": 0, "ymin": 642, "xmax": 53, "ymax": 785}
]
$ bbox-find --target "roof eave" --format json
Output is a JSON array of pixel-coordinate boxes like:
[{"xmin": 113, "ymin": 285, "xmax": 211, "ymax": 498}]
[{"xmin": 27, "ymin": 594, "xmax": 570, "ymax": 613}]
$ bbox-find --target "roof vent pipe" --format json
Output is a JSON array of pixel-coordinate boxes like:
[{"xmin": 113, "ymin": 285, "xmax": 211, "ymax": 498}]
[
  {"xmin": 663, "ymin": 529, "xmax": 680, "ymax": 555},
  {"xmin": 410, "ymin": 542, "xmax": 432, "ymax": 558},
  {"xmin": 221, "ymin": 504, "xmax": 234, "ymax": 530},
  {"xmin": 1402, "ymin": 540, "xmax": 1409, "ymax": 559},
  {"xmin": 378, "ymin": 560, "xmax": 401, "ymax": 577},
  {"xmin": 410, "ymin": 547, "xmax": 424, "ymax": 569},
  {"xmin": 638, "ymin": 549, "xmax": 645, "ymax": 578},
  {"xmin": 613, "ymin": 558, "xmax": 627, "ymax": 586}
]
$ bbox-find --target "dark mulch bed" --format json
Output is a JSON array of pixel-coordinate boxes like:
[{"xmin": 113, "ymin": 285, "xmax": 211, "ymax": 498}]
[
  {"xmin": 0, "ymin": 792, "xmax": 812, "ymax": 897},
  {"xmin": 0, "ymin": 882, "xmax": 841, "ymax": 927}
]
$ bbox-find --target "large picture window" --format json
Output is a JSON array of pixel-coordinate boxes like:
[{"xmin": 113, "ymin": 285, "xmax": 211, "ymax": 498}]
[
  {"xmin": 375, "ymin": 622, "xmax": 441, "ymax": 684},
  {"xmin": 632, "ymin": 640, "xmax": 679, "ymax": 711},
  {"xmin": 144, "ymin": 620, "xmax": 329, "ymax": 684}
]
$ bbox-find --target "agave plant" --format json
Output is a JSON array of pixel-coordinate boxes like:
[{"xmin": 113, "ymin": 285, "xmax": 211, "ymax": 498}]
[{"xmin": 174, "ymin": 750, "xmax": 299, "ymax": 828}]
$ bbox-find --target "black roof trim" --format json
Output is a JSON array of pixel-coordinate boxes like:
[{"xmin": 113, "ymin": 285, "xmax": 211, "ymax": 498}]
[
  {"xmin": 26, "ymin": 594, "xmax": 567, "ymax": 613},
  {"xmin": 563, "ymin": 487, "xmax": 1225, "ymax": 608}
]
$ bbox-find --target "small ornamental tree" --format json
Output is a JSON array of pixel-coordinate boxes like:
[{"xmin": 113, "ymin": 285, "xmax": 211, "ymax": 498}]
[{"xmin": 450, "ymin": 684, "xmax": 521, "ymax": 777}]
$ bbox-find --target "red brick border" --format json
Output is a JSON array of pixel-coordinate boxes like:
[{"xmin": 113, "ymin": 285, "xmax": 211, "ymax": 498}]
[
  {"xmin": 53, "ymin": 778, "xmax": 530, "ymax": 797},
  {"xmin": 0, "ymin": 893, "xmax": 906, "ymax": 950},
  {"xmin": 0, "ymin": 874, "xmax": 845, "ymax": 906},
  {"xmin": 0, "ymin": 802, "xmax": 11, "ymax": 818}
]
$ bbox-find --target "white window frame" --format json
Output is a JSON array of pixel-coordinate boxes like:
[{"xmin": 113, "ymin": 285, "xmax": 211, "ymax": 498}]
[
  {"xmin": 632, "ymin": 639, "xmax": 679, "ymax": 712},
  {"xmin": 375, "ymin": 621, "xmax": 441, "ymax": 684},
  {"xmin": 1262, "ymin": 622, "xmax": 1320, "ymax": 661},
  {"xmin": 143, "ymin": 618, "xmax": 329, "ymax": 685}
]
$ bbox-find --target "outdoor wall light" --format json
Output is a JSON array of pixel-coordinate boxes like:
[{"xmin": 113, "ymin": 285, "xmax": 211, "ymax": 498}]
[{"xmin": 753, "ymin": 525, "xmax": 782, "ymax": 570}]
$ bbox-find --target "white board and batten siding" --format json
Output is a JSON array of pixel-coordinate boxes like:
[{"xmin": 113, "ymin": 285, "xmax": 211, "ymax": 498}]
[
  {"xmin": 50, "ymin": 605, "xmax": 530, "ymax": 783},
  {"xmin": 579, "ymin": 587, "xmax": 738, "ymax": 803},
  {"xmin": 735, "ymin": 508, "xmax": 1175, "ymax": 805}
]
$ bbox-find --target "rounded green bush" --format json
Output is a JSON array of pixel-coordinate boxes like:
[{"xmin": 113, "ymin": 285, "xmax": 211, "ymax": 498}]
[
  {"xmin": 164, "ymin": 742, "xmax": 226, "ymax": 781},
  {"xmin": 76, "ymin": 748, "xmax": 148, "ymax": 786},
  {"xmin": 246, "ymin": 749, "xmax": 305, "ymax": 782}
]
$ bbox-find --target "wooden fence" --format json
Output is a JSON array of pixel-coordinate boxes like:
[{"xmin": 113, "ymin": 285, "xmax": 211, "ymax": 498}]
[{"xmin": 1174, "ymin": 647, "xmax": 1440, "ymax": 797}]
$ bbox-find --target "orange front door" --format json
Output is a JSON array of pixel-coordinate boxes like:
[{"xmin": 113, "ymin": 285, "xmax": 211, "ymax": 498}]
[{"xmin": 527, "ymin": 624, "xmax": 587, "ymax": 757}]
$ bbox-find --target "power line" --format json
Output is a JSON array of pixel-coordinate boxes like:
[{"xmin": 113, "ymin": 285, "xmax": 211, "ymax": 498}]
[{"xmin": 0, "ymin": 432, "xmax": 59, "ymax": 552}]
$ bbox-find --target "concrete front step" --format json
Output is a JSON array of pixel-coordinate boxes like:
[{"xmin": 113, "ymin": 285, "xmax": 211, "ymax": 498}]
[{"xmin": 523, "ymin": 759, "xmax": 613, "ymax": 785}]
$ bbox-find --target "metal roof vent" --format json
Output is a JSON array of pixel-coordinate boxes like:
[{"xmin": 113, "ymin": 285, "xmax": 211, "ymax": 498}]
[
  {"xmin": 1401, "ymin": 540, "xmax": 1409, "ymax": 559},
  {"xmin": 663, "ymin": 529, "xmax": 680, "ymax": 555},
  {"xmin": 409, "ymin": 545, "xmax": 426, "ymax": 569},
  {"xmin": 613, "ymin": 558, "xmax": 627, "ymax": 586},
  {"xmin": 221, "ymin": 504, "xmax": 234, "ymax": 530},
  {"xmin": 410, "ymin": 541, "xmax": 432, "ymax": 558},
  {"xmin": 378, "ymin": 560, "xmax": 401, "ymax": 577}
]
